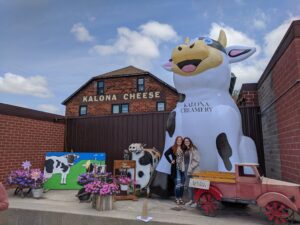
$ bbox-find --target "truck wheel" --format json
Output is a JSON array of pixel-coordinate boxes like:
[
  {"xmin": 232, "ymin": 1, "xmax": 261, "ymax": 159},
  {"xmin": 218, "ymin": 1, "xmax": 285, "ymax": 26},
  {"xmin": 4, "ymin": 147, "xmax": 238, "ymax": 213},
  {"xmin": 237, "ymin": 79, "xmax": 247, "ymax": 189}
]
[
  {"xmin": 198, "ymin": 192, "xmax": 219, "ymax": 217},
  {"xmin": 263, "ymin": 201, "xmax": 294, "ymax": 224}
]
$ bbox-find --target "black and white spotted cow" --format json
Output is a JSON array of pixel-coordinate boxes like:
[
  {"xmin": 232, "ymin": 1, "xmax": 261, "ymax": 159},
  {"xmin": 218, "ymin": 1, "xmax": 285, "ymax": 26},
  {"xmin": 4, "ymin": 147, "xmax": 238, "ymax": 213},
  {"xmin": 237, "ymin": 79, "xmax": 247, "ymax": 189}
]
[
  {"xmin": 44, "ymin": 154, "xmax": 79, "ymax": 184},
  {"xmin": 126, "ymin": 143, "xmax": 160, "ymax": 191}
]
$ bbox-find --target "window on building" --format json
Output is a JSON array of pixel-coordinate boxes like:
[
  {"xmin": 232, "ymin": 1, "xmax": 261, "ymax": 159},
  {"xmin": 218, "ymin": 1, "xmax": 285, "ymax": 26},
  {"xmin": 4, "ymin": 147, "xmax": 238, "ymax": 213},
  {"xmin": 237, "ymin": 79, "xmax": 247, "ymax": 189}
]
[
  {"xmin": 121, "ymin": 104, "xmax": 129, "ymax": 113},
  {"xmin": 112, "ymin": 104, "xmax": 129, "ymax": 114},
  {"xmin": 79, "ymin": 105, "xmax": 87, "ymax": 116},
  {"xmin": 157, "ymin": 101, "xmax": 165, "ymax": 112},
  {"xmin": 137, "ymin": 78, "xmax": 145, "ymax": 92},
  {"xmin": 112, "ymin": 104, "xmax": 120, "ymax": 114},
  {"xmin": 97, "ymin": 81, "xmax": 105, "ymax": 95}
]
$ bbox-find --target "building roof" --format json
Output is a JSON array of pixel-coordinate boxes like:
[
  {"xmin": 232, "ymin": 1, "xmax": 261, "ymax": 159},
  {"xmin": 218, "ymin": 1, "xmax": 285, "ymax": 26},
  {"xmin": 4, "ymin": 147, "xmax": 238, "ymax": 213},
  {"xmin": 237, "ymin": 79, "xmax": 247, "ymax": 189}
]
[
  {"xmin": 0, "ymin": 103, "xmax": 64, "ymax": 122},
  {"xmin": 258, "ymin": 20, "xmax": 300, "ymax": 88},
  {"xmin": 94, "ymin": 66, "xmax": 147, "ymax": 79},
  {"xmin": 239, "ymin": 83, "xmax": 258, "ymax": 92},
  {"xmin": 62, "ymin": 66, "xmax": 177, "ymax": 105}
]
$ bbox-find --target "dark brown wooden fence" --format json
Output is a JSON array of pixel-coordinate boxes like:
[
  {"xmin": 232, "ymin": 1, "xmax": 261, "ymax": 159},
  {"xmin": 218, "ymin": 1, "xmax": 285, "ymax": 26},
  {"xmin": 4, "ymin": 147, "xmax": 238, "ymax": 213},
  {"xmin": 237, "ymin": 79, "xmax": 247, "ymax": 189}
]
[
  {"xmin": 239, "ymin": 106, "xmax": 265, "ymax": 172},
  {"xmin": 66, "ymin": 107, "xmax": 264, "ymax": 172},
  {"xmin": 65, "ymin": 112, "xmax": 169, "ymax": 171}
]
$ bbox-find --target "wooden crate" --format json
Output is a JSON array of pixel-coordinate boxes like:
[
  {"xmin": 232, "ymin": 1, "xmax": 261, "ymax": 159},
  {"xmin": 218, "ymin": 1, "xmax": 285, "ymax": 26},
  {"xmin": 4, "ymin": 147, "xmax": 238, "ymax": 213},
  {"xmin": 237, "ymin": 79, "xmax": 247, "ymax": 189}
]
[
  {"xmin": 193, "ymin": 171, "xmax": 236, "ymax": 184},
  {"xmin": 113, "ymin": 160, "xmax": 137, "ymax": 201}
]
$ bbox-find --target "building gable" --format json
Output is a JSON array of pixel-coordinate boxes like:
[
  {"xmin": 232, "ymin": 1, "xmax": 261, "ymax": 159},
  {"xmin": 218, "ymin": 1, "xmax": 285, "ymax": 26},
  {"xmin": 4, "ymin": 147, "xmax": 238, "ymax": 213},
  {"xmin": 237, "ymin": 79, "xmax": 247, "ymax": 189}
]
[{"xmin": 62, "ymin": 66, "xmax": 177, "ymax": 105}]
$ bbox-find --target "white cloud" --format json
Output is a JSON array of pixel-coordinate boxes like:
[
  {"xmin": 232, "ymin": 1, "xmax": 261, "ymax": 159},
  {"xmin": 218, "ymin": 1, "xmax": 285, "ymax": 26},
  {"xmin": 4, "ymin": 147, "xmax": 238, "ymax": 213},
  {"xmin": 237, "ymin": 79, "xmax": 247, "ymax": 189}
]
[
  {"xmin": 209, "ymin": 23, "xmax": 262, "ymax": 88},
  {"xmin": 253, "ymin": 19, "xmax": 266, "ymax": 30},
  {"xmin": 71, "ymin": 23, "xmax": 94, "ymax": 42},
  {"xmin": 209, "ymin": 22, "xmax": 261, "ymax": 54},
  {"xmin": 263, "ymin": 16, "xmax": 299, "ymax": 58},
  {"xmin": 140, "ymin": 21, "xmax": 179, "ymax": 42},
  {"xmin": 207, "ymin": 17, "xmax": 299, "ymax": 89},
  {"xmin": 208, "ymin": 23, "xmax": 263, "ymax": 89},
  {"xmin": 0, "ymin": 73, "xmax": 52, "ymax": 98},
  {"xmin": 252, "ymin": 9, "xmax": 268, "ymax": 30},
  {"xmin": 91, "ymin": 21, "xmax": 179, "ymax": 69},
  {"xmin": 37, "ymin": 104, "xmax": 60, "ymax": 114},
  {"xmin": 231, "ymin": 59, "xmax": 267, "ymax": 89}
]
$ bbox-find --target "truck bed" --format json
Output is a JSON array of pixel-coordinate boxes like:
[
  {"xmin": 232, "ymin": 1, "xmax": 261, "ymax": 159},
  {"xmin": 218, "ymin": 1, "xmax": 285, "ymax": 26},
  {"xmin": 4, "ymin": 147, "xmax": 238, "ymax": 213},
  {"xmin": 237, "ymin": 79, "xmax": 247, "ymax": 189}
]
[{"xmin": 193, "ymin": 171, "xmax": 236, "ymax": 184}]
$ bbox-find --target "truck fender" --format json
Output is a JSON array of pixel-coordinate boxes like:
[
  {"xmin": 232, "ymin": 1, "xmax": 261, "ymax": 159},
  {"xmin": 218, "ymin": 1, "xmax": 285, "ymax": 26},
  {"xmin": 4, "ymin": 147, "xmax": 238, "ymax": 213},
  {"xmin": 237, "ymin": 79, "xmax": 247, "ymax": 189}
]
[
  {"xmin": 194, "ymin": 185, "xmax": 223, "ymax": 202},
  {"xmin": 256, "ymin": 192, "xmax": 298, "ymax": 211}
]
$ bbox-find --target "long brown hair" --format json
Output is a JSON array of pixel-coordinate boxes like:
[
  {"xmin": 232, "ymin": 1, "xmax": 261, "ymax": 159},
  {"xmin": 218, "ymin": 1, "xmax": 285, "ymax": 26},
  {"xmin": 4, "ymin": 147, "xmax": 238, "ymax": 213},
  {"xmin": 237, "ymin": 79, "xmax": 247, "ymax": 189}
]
[
  {"xmin": 172, "ymin": 136, "xmax": 183, "ymax": 154},
  {"xmin": 182, "ymin": 137, "xmax": 197, "ymax": 151}
]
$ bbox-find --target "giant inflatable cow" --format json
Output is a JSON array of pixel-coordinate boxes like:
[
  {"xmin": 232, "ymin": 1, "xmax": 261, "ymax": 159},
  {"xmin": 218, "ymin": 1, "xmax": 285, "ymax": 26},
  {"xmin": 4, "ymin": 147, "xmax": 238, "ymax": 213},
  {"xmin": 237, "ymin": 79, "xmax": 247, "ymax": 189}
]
[
  {"xmin": 152, "ymin": 30, "xmax": 258, "ymax": 195},
  {"xmin": 126, "ymin": 143, "xmax": 160, "ymax": 193}
]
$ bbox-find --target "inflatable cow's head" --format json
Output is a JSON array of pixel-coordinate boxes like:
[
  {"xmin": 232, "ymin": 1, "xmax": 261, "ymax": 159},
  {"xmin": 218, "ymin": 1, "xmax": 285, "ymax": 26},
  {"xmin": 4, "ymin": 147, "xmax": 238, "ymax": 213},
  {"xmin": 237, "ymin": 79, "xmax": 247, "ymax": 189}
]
[{"xmin": 163, "ymin": 30, "xmax": 256, "ymax": 93}]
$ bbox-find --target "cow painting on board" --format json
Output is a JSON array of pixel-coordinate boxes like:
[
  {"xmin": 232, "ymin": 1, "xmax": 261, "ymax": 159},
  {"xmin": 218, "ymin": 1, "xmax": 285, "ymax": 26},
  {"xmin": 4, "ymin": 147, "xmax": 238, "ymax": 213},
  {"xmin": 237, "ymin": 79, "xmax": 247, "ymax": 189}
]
[
  {"xmin": 44, "ymin": 152, "xmax": 106, "ymax": 190},
  {"xmin": 44, "ymin": 154, "xmax": 79, "ymax": 184}
]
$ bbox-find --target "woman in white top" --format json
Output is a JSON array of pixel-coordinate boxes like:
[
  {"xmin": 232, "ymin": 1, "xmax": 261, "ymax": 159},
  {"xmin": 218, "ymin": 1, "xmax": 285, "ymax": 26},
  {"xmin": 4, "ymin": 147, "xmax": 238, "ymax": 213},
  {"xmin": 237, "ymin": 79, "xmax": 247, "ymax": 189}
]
[{"xmin": 183, "ymin": 137, "xmax": 200, "ymax": 207}]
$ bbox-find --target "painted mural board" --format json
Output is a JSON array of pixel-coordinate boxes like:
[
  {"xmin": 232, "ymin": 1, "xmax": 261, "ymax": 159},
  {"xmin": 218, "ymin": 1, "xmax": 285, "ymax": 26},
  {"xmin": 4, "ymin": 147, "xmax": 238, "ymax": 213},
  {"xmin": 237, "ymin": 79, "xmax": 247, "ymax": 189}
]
[{"xmin": 44, "ymin": 152, "xmax": 105, "ymax": 190}]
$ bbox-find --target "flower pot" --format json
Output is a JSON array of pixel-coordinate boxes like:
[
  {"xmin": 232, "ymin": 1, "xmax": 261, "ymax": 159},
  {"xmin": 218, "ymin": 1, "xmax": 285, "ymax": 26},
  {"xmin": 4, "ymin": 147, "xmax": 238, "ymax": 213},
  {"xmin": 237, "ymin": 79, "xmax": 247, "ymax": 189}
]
[
  {"xmin": 93, "ymin": 195, "xmax": 113, "ymax": 211},
  {"xmin": 32, "ymin": 188, "xmax": 43, "ymax": 198},
  {"xmin": 120, "ymin": 184, "xmax": 128, "ymax": 191}
]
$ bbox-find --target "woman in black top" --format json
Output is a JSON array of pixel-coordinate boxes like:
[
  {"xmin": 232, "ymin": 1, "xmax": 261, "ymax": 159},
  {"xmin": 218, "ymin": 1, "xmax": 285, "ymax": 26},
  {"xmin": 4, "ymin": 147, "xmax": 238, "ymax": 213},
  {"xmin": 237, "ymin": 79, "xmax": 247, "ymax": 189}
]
[{"xmin": 164, "ymin": 136, "xmax": 185, "ymax": 205}]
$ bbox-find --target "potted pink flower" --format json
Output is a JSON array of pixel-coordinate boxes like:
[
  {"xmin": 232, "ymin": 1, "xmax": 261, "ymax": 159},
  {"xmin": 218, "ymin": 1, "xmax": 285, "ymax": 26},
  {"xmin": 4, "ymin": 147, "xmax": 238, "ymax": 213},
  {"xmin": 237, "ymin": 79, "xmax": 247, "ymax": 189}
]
[
  {"xmin": 84, "ymin": 181, "xmax": 119, "ymax": 211},
  {"xmin": 117, "ymin": 176, "xmax": 132, "ymax": 191},
  {"xmin": 30, "ymin": 169, "xmax": 45, "ymax": 198},
  {"xmin": 7, "ymin": 160, "xmax": 46, "ymax": 198}
]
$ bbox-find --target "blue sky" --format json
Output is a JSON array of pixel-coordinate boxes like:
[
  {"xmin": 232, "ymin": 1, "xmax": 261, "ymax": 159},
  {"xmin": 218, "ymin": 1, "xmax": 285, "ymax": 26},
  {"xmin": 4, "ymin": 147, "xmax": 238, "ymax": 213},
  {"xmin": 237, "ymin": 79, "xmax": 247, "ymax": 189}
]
[{"xmin": 0, "ymin": 0, "xmax": 299, "ymax": 115}]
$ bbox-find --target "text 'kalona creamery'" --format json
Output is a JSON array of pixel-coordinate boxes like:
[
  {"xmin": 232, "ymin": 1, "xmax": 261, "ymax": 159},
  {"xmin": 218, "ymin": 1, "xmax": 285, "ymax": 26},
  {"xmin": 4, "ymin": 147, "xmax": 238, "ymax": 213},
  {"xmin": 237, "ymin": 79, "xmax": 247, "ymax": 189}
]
[{"xmin": 82, "ymin": 91, "xmax": 161, "ymax": 103}]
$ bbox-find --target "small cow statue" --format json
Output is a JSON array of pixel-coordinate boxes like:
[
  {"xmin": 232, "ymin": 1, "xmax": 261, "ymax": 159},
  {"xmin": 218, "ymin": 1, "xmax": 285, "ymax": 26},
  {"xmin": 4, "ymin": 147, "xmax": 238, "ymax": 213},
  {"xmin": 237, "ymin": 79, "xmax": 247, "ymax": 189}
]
[
  {"xmin": 126, "ymin": 143, "xmax": 161, "ymax": 192},
  {"xmin": 44, "ymin": 154, "xmax": 79, "ymax": 184}
]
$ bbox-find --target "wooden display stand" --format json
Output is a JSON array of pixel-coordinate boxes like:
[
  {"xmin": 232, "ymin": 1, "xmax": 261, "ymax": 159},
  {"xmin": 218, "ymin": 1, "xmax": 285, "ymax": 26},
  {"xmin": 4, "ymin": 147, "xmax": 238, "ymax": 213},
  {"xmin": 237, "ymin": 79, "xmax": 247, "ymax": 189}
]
[{"xmin": 113, "ymin": 160, "xmax": 137, "ymax": 201}]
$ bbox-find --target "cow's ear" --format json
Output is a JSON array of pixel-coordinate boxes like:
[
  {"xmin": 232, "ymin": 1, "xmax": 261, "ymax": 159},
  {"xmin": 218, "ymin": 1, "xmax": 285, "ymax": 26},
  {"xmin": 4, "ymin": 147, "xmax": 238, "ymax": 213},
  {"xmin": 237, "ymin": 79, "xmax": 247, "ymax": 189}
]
[
  {"xmin": 226, "ymin": 46, "xmax": 256, "ymax": 63},
  {"xmin": 162, "ymin": 61, "xmax": 173, "ymax": 71},
  {"xmin": 218, "ymin": 30, "xmax": 227, "ymax": 48}
]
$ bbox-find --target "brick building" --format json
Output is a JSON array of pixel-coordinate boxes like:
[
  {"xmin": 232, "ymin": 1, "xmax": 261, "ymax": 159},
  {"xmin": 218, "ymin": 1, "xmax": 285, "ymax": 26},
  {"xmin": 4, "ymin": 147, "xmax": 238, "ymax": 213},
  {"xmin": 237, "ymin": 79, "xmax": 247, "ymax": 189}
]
[
  {"xmin": 238, "ymin": 20, "xmax": 300, "ymax": 183},
  {"xmin": 63, "ymin": 66, "xmax": 179, "ymax": 117},
  {"xmin": 0, "ymin": 103, "xmax": 65, "ymax": 183},
  {"xmin": 237, "ymin": 83, "xmax": 259, "ymax": 107}
]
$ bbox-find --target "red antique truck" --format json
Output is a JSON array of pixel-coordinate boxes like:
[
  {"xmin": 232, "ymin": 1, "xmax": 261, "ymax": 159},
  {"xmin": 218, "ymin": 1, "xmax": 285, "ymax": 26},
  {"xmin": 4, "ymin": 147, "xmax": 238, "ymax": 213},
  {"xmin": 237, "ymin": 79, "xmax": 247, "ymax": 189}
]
[{"xmin": 192, "ymin": 163, "xmax": 300, "ymax": 224}]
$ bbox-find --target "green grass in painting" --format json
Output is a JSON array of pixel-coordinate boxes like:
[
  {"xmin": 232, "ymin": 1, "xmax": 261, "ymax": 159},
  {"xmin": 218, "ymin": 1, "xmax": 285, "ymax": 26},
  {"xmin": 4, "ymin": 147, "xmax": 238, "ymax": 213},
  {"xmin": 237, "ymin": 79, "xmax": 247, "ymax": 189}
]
[{"xmin": 44, "ymin": 160, "xmax": 105, "ymax": 190}]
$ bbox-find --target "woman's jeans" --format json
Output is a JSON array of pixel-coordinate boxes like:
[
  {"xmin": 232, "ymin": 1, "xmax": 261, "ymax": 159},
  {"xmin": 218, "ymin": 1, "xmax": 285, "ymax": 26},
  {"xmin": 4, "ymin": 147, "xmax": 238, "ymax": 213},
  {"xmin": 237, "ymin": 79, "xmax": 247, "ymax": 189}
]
[
  {"xmin": 175, "ymin": 169, "xmax": 185, "ymax": 199},
  {"xmin": 186, "ymin": 175, "xmax": 194, "ymax": 201}
]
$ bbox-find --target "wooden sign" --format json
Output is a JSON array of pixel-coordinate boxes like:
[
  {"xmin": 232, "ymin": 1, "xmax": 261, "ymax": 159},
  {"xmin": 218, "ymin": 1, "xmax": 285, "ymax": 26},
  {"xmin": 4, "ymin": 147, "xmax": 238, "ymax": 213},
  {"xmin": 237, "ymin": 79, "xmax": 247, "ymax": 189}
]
[
  {"xmin": 82, "ymin": 91, "xmax": 162, "ymax": 103},
  {"xmin": 189, "ymin": 178, "xmax": 210, "ymax": 190}
]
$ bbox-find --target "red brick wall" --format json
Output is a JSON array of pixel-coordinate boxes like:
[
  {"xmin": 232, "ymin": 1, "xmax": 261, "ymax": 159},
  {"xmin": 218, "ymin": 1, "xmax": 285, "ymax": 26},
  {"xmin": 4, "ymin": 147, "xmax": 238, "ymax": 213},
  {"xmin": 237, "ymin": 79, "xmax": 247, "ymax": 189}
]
[
  {"xmin": 273, "ymin": 38, "xmax": 300, "ymax": 183},
  {"xmin": 65, "ymin": 75, "xmax": 179, "ymax": 117},
  {"xmin": 258, "ymin": 36, "xmax": 300, "ymax": 183},
  {"xmin": 0, "ymin": 114, "xmax": 65, "ymax": 183},
  {"xmin": 237, "ymin": 84, "xmax": 259, "ymax": 107},
  {"xmin": 239, "ymin": 90, "xmax": 259, "ymax": 106}
]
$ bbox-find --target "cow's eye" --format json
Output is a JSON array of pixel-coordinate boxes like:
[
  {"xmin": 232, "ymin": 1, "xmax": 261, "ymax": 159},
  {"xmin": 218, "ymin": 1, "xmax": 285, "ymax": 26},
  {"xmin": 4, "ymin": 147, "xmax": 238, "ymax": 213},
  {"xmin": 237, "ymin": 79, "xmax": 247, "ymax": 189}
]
[{"xmin": 203, "ymin": 38, "xmax": 213, "ymax": 45}]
